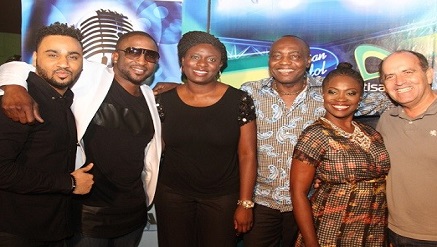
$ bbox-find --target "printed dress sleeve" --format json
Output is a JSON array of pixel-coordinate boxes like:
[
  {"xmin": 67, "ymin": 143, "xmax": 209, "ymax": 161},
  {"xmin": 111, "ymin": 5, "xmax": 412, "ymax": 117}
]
[{"xmin": 238, "ymin": 92, "xmax": 256, "ymax": 126}]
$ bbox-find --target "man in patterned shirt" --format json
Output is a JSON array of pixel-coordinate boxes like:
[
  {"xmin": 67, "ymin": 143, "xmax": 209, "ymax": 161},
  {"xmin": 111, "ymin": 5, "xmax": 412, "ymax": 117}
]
[{"xmin": 240, "ymin": 35, "xmax": 390, "ymax": 247}]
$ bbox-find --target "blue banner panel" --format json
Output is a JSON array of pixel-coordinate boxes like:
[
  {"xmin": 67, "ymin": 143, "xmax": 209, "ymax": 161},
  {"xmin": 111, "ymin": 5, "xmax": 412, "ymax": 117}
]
[
  {"xmin": 183, "ymin": 0, "xmax": 437, "ymax": 90},
  {"xmin": 21, "ymin": 0, "xmax": 182, "ymax": 86}
]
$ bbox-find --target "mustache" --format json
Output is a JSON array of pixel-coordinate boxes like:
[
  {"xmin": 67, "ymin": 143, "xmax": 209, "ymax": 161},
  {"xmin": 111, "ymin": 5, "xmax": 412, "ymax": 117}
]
[{"xmin": 54, "ymin": 68, "xmax": 73, "ymax": 74}]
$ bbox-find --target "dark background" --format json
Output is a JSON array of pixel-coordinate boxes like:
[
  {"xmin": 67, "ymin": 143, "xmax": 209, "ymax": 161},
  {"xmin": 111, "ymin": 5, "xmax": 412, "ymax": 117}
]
[
  {"xmin": 0, "ymin": 0, "xmax": 21, "ymax": 34},
  {"xmin": 0, "ymin": 0, "xmax": 21, "ymax": 64}
]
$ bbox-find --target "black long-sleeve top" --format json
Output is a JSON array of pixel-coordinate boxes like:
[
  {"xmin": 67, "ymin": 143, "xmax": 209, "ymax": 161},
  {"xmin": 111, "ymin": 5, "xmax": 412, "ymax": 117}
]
[{"xmin": 0, "ymin": 72, "xmax": 77, "ymax": 241}]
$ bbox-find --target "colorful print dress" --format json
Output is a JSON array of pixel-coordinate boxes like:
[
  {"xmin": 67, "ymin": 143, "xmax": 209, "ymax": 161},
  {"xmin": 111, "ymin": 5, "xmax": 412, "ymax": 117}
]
[{"xmin": 293, "ymin": 119, "xmax": 390, "ymax": 247}]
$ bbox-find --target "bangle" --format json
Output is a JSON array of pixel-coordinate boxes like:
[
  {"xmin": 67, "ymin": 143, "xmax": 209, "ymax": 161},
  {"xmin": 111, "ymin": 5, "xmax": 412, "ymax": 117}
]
[
  {"xmin": 237, "ymin": 200, "xmax": 254, "ymax": 209},
  {"xmin": 70, "ymin": 175, "xmax": 76, "ymax": 192}
]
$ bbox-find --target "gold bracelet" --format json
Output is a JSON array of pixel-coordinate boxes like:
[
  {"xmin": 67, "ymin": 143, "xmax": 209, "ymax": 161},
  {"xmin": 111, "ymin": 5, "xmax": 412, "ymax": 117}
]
[{"xmin": 237, "ymin": 200, "xmax": 254, "ymax": 209}]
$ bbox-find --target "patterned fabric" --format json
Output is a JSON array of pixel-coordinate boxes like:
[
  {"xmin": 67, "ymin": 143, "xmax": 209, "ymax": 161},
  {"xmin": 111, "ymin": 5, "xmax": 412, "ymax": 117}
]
[
  {"xmin": 238, "ymin": 93, "xmax": 257, "ymax": 126},
  {"xmin": 240, "ymin": 76, "xmax": 391, "ymax": 212},
  {"xmin": 293, "ymin": 119, "xmax": 390, "ymax": 246},
  {"xmin": 241, "ymin": 76, "xmax": 325, "ymax": 212}
]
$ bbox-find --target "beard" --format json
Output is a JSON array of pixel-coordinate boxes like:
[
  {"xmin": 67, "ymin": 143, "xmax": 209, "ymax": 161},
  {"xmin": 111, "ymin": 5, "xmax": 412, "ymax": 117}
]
[
  {"xmin": 117, "ymin": 65, "xmax": 153, "ymax": 86},
  {"xmin": 35, "ymin": 63, "xmax": 79, "ymax": 90}
]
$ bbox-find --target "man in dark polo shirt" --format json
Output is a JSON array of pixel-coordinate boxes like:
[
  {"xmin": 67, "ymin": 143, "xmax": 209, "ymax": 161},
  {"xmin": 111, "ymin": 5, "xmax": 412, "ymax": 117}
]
[{"xmin": 0, "ymin": 22, "xmax": 94, "ymax": 247}]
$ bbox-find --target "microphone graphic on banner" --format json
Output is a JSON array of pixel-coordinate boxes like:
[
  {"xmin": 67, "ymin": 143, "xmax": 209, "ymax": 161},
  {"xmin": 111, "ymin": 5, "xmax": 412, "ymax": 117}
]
[{"xmin": 78, "ymin": 9, "xmax": 134, "ymax": 65}]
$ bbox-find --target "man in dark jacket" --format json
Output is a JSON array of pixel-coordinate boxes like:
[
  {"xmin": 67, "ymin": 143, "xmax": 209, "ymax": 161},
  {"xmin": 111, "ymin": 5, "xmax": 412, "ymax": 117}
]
[{"xmin": 0, "ymin": 22, "xmax": 94, "ymax": 247}]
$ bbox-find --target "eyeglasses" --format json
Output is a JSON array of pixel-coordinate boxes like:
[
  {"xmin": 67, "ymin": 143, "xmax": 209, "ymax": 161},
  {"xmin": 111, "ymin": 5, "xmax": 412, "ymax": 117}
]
[{"xmin": 117, "ymin": 47, "xmax": 160, "ymax": 63}]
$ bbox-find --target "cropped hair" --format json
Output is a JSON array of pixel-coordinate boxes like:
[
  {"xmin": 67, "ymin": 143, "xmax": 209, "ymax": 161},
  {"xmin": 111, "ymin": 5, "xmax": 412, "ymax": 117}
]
[
  {"xmin": 177, "ymin": 31, "xmax": 228, "ymax": 71},
  {"xmin": 322, "ymin": 62, "xmax": 365, "ymax": 95},
  {"xmin": 378, "ymin": 50, "xmax": 429, "ymax": 82},
  {"xmin": 116, "ymin": 31, "xmax": 158, "ymax": 49},
  {"xmin": 279, "ymin": 35, "xmax": 311, "ymax": 56},
  {"xmin": 35, "ymin": 22, "xmax": 82, "ymax": 50}
]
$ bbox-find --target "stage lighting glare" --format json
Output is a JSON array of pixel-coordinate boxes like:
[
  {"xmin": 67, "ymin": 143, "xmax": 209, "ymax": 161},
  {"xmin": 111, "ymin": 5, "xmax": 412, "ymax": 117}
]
[
  {"xmin": 343, "ymin": 0, "xmax": 416, "ymax": 11},
  {"xmin": 278, "ymin": 0, "xmax": 302, "ymax": 9},
  {"xmin": 217, "ymin": 0, "xmax": 239, "ymax": 11},
  {"xmin": 217, "ymin": 0, "xmax": 268, "ymax": 11},
  {"xmin": 342, "ymin": 0, "xmax": 377, "ymax": 7},
  {"xmin": 343, "ymin": 0, "xmax": 417, "ymax": 9}
]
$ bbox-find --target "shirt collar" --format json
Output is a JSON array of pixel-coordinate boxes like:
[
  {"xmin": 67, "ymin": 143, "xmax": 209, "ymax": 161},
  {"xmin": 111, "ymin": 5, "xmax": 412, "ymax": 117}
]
[
  {"xmin": 389, "ymin": 97, "xmax": 437, "ymax": 119},
  {"xmin": 28, "ymin": 72, "xmax": 74, "ymax": 107},
  {"xmin": 260, "ymin": 74, "xmax": 321, "ymax": 92}
]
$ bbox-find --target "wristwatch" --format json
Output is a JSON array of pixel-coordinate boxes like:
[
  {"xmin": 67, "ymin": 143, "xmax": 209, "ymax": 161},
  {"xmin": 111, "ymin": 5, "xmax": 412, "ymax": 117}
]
[{"xmin": 237, "ymin": 200, "xmax": 255, "ymax": 209}]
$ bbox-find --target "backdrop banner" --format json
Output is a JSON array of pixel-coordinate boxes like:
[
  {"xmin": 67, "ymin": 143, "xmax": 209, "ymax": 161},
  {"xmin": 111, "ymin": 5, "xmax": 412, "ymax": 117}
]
[
  {"xmin": 21, "ymin": 0, "xmax": 182, "ymax": 87},
  {"xmin": 183, "ymin": 0, "xmax": 437, "ymax": 90},
  {"xmin": 22, "ymin": 0, "xmax": 437, "ymax": 89}
]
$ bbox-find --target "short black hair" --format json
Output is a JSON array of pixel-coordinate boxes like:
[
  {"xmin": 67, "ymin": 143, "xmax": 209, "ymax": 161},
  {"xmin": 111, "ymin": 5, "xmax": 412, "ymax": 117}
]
[
  {"xmin": 35, "ymin": 22, "xmax": 82, "ymax": 50},
  {"xmin": 177, "ymin": 31, "xmax": 228, "ymax": 72},
  {"xmin": 322, "ymin": 62, "xmax": 365, "ymax": 96},
  {"xmin": 279, "ymin": 35, "xmax": 311, "ymax": 56},
  {"xmin": 115, "ymin": 31, "xmax": 158, "ymax": 49}
]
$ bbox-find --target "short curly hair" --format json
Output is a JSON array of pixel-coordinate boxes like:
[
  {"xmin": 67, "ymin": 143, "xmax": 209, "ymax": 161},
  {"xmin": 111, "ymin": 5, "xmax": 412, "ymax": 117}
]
[
  {"xmin": 35, "ymin": 22, "xmax": 83, "ymax": 50},
  {"xmin": 177, "ymin": 31, "xmax": 228, "ymax": 72}
]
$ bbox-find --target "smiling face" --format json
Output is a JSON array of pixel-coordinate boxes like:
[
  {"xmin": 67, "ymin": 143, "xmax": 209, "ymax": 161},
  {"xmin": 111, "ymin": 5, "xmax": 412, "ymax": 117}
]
[
  {"xmin": 381, "ymin": 51, "xmax": 434, "ymax": 109},
  {"xmin": 323, "ymin": 74, "xmax": 362, "ymax": 122},
  {"xmin": 33, "ymin": 35, "xmax": 83, "ymax": 94},
  {"xmin": 181, "ymin": 43, "xmax": 223, "ymax": 85},
  {"xmin": 268, "ymin": 36, "xmax": 311, "ymax": 85},
  {"xmin": 112, "ymin": 34, "xmax": 158, "ymax": 86}
]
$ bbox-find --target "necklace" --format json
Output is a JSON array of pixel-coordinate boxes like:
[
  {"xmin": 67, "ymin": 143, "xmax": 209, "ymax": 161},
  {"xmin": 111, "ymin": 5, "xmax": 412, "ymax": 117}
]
[
  {"xmin": 320, "ymin": 117, "xmax": 371, "ymax": 151},
  {"xmin": 273, "ymin": 82, "xmax": 306, "ymax": 96}
]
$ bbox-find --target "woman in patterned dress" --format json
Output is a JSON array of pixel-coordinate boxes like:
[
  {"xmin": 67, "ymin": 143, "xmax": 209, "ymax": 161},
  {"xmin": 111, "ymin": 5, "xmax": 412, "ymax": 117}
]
[{"xmin": 290, "ymin": 62, "xmax": 390, "ymax": 247}]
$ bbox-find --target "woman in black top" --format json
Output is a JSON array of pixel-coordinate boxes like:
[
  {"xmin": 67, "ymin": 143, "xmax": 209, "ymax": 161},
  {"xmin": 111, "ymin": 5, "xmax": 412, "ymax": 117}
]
[{"xmin": 155, "ymin": 31, "xmax": 257, "ymax": 247}]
